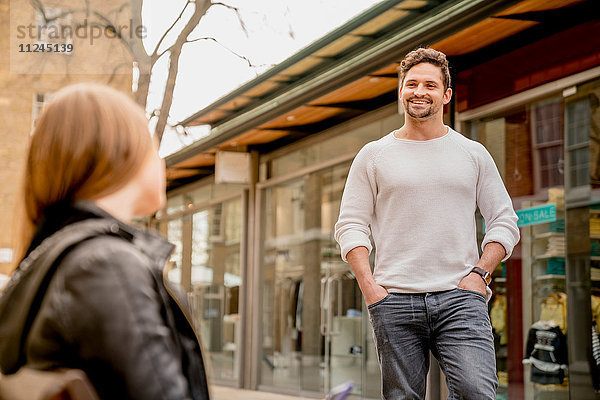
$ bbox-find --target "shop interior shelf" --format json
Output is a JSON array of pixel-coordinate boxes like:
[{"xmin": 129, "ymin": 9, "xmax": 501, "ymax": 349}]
[
  {"xmin": 534, "ymin": 274, "xmax": 566, "ymax": 282},
  {"xmin": 534, "ymin": 232, "xmax": 565, "ymax": 239},
  {"xmin": 535, "ymin": 254, "xmax": 566, "ymax": 261}
]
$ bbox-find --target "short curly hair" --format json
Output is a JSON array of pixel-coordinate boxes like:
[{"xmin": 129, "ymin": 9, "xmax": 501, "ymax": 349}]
[{"xmin": 398, "ymin": 48, "xmax": 451, "ymax": 91}]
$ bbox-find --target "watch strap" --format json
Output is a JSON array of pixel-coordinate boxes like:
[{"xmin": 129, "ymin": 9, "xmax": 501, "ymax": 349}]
[{"xmin": 471, "ymin": 266, "xmax": 492, "ymax": 286}]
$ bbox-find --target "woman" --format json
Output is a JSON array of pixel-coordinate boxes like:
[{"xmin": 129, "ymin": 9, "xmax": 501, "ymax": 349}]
[{"xmin": 0, "ymin": 84, "xmax": 210, "ymax": 399}]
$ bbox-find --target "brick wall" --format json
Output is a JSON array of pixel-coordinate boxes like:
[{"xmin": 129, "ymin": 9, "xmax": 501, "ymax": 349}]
[{"xmin": 0, "ymin": 0, "xmax": 134, "ymax": 274}]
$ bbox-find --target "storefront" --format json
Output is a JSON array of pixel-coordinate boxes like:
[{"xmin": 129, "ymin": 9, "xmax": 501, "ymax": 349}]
[
  {"xmin": 154, "ymin": 181, "xmax": 247, "ymax": 385},
  {"xmin": 255, "ymin": 107, "xmax": 402, "ymax": 397},
  {"xmin": 457, "ymin": 69, "xmax": 600, "ymax": 399},
  {"xmin": 161, "ymin": 1, "xmax": 600, "ymax": 398}
]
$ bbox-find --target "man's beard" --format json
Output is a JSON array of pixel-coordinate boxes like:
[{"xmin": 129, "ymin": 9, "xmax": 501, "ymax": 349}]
[{"xmin": 404, "ymin": 97, "xmax": 439, "ymax": 119}]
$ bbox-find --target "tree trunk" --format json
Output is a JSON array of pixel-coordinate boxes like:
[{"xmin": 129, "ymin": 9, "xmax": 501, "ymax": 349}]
[
  {"xmin": 135, "ymin": 65, "xmax": 151, "ymax": 106},
  {"xmin": 154, "ymin": 0, "xmax": 211, "ymax": 142},
  {"xmin": 129, "ymin": 0, "xmax": 151, "ymax": 107}
]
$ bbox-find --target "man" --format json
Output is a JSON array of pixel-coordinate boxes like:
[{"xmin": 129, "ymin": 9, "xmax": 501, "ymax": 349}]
[{"xmin": 334, "ymin": 48, "xmax": 519, "ymax": 399}]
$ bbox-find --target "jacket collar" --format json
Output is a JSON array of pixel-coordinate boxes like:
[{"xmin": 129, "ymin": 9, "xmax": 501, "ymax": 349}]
[
  {"xmin": 73, "ymin": 201, "xmax": 174, "ymax": 267},
  {"xmin": 27, "ymin": 200, "xmax": 173, "ymax": 268}
]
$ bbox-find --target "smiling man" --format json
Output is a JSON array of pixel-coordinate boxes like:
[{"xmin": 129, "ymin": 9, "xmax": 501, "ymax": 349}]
[{"xmin": 334, "ymin": 48, "xmax": 520, "ymax": 399}]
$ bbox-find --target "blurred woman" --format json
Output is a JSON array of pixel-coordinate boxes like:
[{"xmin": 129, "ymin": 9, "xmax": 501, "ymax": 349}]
[{"xmin": 0, "ymin": 83, "xmax": 210, "ymax": 399}]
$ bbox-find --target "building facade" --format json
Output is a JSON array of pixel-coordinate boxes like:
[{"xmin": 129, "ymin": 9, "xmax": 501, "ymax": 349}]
[
  {"xmin": 160, "ymin": 0, "xmax": 600, "ymax": 399},
  {"xmin": 0, "ymin": 0, "xmax": 134, "ymax": 274}
]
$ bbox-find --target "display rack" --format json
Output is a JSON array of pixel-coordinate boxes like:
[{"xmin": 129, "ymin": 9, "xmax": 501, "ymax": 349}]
[{"xmin": 522, "ymin": 195, "xmax": 569, "ymax": 400}]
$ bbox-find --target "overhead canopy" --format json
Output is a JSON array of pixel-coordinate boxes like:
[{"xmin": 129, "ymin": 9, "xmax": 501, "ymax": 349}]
[{"xmin": 166, "ymin": 0, "xmax": 593, "ymax": 189}]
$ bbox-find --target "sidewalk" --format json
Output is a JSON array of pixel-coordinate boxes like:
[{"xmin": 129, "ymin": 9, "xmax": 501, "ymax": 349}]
[{"xmin": 211, "ymin": 385, "xmax": 317, "ymax": 400}]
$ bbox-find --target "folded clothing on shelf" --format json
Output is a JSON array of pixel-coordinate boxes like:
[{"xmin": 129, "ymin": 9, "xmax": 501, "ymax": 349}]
[
  {"xmin": 541, "ymin": 235, "xmax": 565, "ymax": 258},
  {"xmin": 547, "ymin": 258, "xmax": 566, "ymax": 275},
  {"xmin": 591, "ymin": 217, "xmax": 600, "ymax": 236},
  {"xmin": 550, "ymin": 219, "xmax": 565, "ymax": 233},
  {"xmin": 592, "ymin": 242, "xmax": 600, "ymax": 257}
]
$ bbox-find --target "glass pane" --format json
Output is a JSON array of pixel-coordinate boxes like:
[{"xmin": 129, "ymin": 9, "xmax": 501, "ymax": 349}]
[
  {"xmin": 468, "ymin": 102, "xmax": 572, "ymax": 399},
  {"xmin": 566, "ymin": 98, "xmax": 591, "ymax": 146},
  {"xmin": 468, "ymin": 109, "xmax": 530, "ymax": 399},
  {"xmin": 266, "ymin": 113, "xmax": 403, "ymax": 179},
  {"xmin": 261, "ymin": 178, "xmax": 305, "ymax": 391},
  {"xmin": 535, "ymin": 100, "xmax": 562, "ymax": 145},
  {"xmin": 188, "ymin": 199, "xmax": 243, "ymax": 382},
  {"xmin": 260, "ymin": 163, "xmax": 369, "ymax": 396},
  {"xmin": 167, "ymin": 219, "xmax": 183, "ymax": 284},
  {"xmin": 478, "ymin": 118, "xmax": 506, "ymax": 180},
  {"xmin": 568, "ymin": 79, "xmax": 600, "ymax": 396},
  {"xmin": 318, "ymin": 164, "xmax": 365, "ymax": 396}
]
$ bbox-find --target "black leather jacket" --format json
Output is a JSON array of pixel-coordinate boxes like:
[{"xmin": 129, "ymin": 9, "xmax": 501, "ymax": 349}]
[{"xmin": 0, "ymin": 202, "xmax": 210, "ymax": 399}]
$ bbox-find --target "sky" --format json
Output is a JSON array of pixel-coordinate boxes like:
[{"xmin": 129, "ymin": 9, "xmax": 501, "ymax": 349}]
[{"xmin": 141, "ymin": 0, "xmax": 384, "ymax": 156}]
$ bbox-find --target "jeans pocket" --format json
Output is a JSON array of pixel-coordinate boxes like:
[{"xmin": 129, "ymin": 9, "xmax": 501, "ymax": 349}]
[
  {"xmin": 367, "ymin": 293, "xmax": 392, "ymax": 310},
  {"xmin": 456, "ymin": 287, "xmax": 486, "ymax": 301}
]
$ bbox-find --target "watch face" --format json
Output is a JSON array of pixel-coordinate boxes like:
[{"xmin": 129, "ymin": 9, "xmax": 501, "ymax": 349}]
[{"xmin": 484, "ymin": 274, "xmax": 492, "ymax": 285}]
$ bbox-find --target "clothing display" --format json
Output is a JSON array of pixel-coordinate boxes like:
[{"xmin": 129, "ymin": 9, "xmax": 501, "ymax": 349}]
[
  {"xmin": 334, "ymin": 127, "xmax": 520, "ymax": 293},
  {"xmin": 543, "ymin": 237, "xmax": 566, "ymax": 259},
  {"xmin": 591, "ymin": 214, "xmax": 600, "ymax": 236},
  {"xmin": 546, "ymin": 258, "xmax": 566, "ymax": 275},
  {"xmin": 539, "ymin": 293, "xmax": 567, "ymax": 334},
  {"xmin": 523, "ymin": 321, "xmax": 568, "ymax": 385},
  {"xmin": 490, "ymin": 294, "xmax": 507, "ymax": 346},
  {"xmin": 549, "ymin": 218, "xmax": 565, "ymax": 233},
  {"xmin": 592, "ymin": 322, "xmax": 600, "ymax": 390}
]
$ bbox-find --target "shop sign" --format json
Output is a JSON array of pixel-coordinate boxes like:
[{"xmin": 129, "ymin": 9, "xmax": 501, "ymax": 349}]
[{"xmin": 516, "ymin": 203, "xmax": 557, "ymax": 227}]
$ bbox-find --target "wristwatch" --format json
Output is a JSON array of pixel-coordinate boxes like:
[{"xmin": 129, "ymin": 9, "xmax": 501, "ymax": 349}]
[{"xmin": 470, "ymin": 267, "xmax": 492, "ymax": 286}]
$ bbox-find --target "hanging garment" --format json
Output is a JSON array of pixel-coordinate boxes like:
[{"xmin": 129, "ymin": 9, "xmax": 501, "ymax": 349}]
[
  {"xmin": 591, "ymin": 295, "xmax": 600, "ymax": 324},
  {"xmin": 591, "ymin": 322, "xmax": 600, "ymax": 390},
  {"xmin": 539, "ymin": 292, "xmax": 567, "ymax": 334},
  {"xmin": 490, "ymin": 294, "xmax": 507, "ymax": 346},
  {"xmin": 523, "ymin": 321, "xmax": 568, "ymax": 385}
]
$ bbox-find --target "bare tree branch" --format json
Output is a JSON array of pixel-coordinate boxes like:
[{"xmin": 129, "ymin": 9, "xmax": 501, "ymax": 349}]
[
  {"xmin": 28, "ymin": 1, "xmax": 87, "ymax": 24},
  {"xmin": 129, "ymin": 0, "xmax": 152, "ymax": 106},
  {"xmin": 154, "ymin": 0, "xmax": 213, "ymax": 142},
  {"xmin": 211, "ymin": 2, "xmax": 248, "ymax": 37},
  {"xmin": 28, "ymin": 1, "xmax": 137, "ymax": 60},
  {"xmin": 106, "ymin": 62, "xmax": 132, "ymax": 84},
  {"xmin": 156, "ymin": 44, "xmax": 173, "ymax": 61},
  {"xmin": 151, "ymin": 1, "xmax": 192, "ymax": 58},
  {"xmin": 185, "ymin": 36, "xmax": 266, "ymax": 68},
  {"xmin": 29, "ymin": 0, "xmax": 47, "ymax": 20},
  {"xmin": 29, "ymin": 0, "xmax": 261, "ymax": 144}
]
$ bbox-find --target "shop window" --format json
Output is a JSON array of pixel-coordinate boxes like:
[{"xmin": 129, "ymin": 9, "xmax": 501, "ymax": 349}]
[
  {"xmin": 464, "ymin": 108, "xmax": 533, "ymax": 197},
  {"xmin": 167, "ymin": 219, "xmax": 183, "ymax": 284},
  {"xmin": 478, "ymin": 118, "xmax": 506, "ymax": 180},
  {"xmin": 565, "ymin": 97, "xmax": 592, "ymax": 189},
  {"xmin": 262, "ymin": 111, "xmax": 402, "ymax": 180},
  {"xmin": 533, "ymin": 100, "xmax": 564, "ymax": 190},
  {"xmin": 189, "ymin": 199, "xmax": 243, "ymax": 382}
]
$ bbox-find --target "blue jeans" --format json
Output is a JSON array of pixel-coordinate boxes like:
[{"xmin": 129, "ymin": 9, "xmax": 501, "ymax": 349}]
[{"xmin": 367, "ymin": 289, "xmax": 498, "ymax": 399}]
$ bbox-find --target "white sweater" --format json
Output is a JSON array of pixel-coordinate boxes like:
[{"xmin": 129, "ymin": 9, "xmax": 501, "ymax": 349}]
[{"xmin": 334, "ymin": 127, "xmax": 520, "ymax": 293}]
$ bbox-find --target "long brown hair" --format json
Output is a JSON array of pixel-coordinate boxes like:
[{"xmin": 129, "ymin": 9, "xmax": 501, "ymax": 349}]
[{"xmin": 13, "ymin": 83, "xmax": 154, "ymax": 267}]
